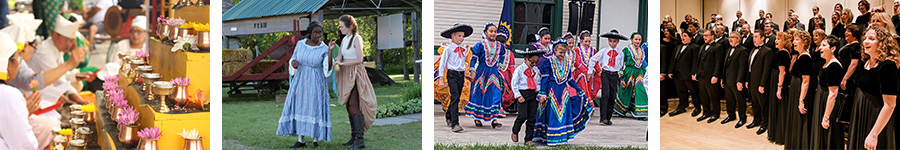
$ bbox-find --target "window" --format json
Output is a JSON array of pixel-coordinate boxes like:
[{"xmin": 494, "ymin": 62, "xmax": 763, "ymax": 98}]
[{"xmin": 511, "ymin": 0, "xmax": 559, "ymax": 49}]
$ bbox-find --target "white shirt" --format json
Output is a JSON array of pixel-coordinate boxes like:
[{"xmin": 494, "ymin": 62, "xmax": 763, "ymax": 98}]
[
  {"xmin": 749, "ymin": 47, "xmax": 759, "ymax": 72},
  {"xmin": 113, "ymin": 40, "xmax": 147, "ymax": 65},
  {"xmin": 511, "ymin": 63, "xmax": 541, "ymax": 98},
  {"xmin": 89, "ymin": 0, "xmax": 116, "ymax": 25},
  {"xmin": 437, "ymin": 42, "xmax": 468, "ymax": 78},
  {"xmin": 589, "ymin": 46, "xmax": 625, "ymax": 73},
  {"xmin": 340, "ymin": 34, "xmax": 360, "ymax": 60},
  {"xmin": 0, "ymin": 84, "xmax": 39, "ymax": 150},
  {"xmin": 29, "ymin": 37, "xmax": 78, "ymax": 119}
]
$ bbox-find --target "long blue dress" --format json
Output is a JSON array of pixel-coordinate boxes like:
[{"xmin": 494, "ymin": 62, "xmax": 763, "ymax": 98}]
[
  {"xmin": 464, "ymin": 39, "xmax": 507, "ymax": 122},
  {"xmin": 533, "ymin": 54, "xmax": 588, "ymax": 146},
  {"xmin": 276, "ymin": 39, "xmax": 332, "ymax": 141}
]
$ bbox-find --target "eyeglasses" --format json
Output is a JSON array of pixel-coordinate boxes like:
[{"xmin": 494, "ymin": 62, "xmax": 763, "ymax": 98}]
[{"xmin": 130, "ymin": 29, "xmax": 147, "ymax": 34}]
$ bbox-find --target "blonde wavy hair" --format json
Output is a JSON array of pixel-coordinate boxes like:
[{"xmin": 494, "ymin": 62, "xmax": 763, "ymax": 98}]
[
  {"xmin": 871, "ymin": 12, "xmax": 897, "ymax": 35},
  {"xmin": 792, "ymin": 30, "xmax": 812, "ymax": 51},
  {"xmin": 776, "ymin": 31, "xmax": 793, "ymax": 50},
  {"xmin": 861, "ymin": 26, "xmax": 900, "ymax": 65}
]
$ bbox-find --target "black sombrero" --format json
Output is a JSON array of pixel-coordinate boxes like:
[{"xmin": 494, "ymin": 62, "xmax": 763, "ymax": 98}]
[
  {"xmin": 515, "ymin": 44, "xmax": 547, "ymax": 56},
  {"xmin": 441, "ymin": 23, "xmax": 474, "ymax": 39},
  {"xmin": 600, "ymin": 28, "xmax": 628, "ymax": 40}
]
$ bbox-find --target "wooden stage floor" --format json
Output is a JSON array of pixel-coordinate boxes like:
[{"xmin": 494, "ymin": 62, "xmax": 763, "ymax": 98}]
[{"xmin": 661, "ymin": 99, "xmax": 784, "ymax": 149}]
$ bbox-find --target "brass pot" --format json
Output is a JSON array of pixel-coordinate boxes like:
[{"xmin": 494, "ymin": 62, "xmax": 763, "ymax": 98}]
[
  {"xmin": 69, "ymin": 118, "xmax": 85, "ymax": 130},
  {"xmin": 169, "ymin": 25, "xmax": 180, "ymax": 39},
  {"xmin": 118, "ymin": 124, "xmax": 140, "ymax": 147},
  {"xmin": 70, "ymin": 110, "xmax": 84, "ymax": 119},
  {"xmin": 53, "ymin": 135, "xmax": 67, "ymax": 148},
  {"xmin": 69, "ymin": 104, "xmax": 82, "ymax": 112},
  {"xmin": 172, "ymin": 85, "xmax": 189, "ymax": 105},
  {"xmin": 135, "ymin": 65, "xmax": 154, "ymax": 86},
  {"xmin": 111, "ymin": 107, "xmax": 123, "ymax": 121},
  {"xmin": 120, "ymin": 56, "xmax": 133, "ymax": 75},
  {"xmin": 117, "ymin": 52, "xmax": 129, "ymax": 63},
  {"xmin": 196, "ymin": 31, "xmax": 210, "ymax": 51},
  {"xmin": 153, "ymin": 81, "xmax": 174, "ymax": 113},
  {"xmin": 183, "ymin": 137, "xmax": 204, "ymax": 150},
  {"xmin": 137, "ymin": 138, "xmax": 159, "ymax": 150},
  {"xmin": 178, "ymin": 28, "xmax": 193, "ymax": 39},
  {"xmin": 67, "ymin": 139, "xmax": 85, "ymax": 150},
  {"xmin": 128, "ymin": 60, "xmax": 146, "ymax": 82},
  {"xmin": 83, "ymin": 111, "xmax": 95, "ymax": 123},
  {"xmin": 141, "ymin": 73, "xmax": 161, "ymax": 96},
  {"xmin": 157, "ymin": 24, "xmax": 170, "ymax": 40},
  {"xmin": 73, "ymin": 127, "xmax": 92, "ymax": 141}
]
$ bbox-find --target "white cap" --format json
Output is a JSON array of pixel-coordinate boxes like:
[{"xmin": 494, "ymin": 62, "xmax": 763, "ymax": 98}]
[
  {"xmin": 6, "ymin": 13, "xmax": 42, "ymax": 30},
  {"xmin": 54, "ymin": 15, "xmax": 82, "ymax": 39},
  {"xmin": 0, "ymin": 33, "xmax": 17, "ymax": 80},
  {"xmin": 132, "ymin": 15, "xmax": 147, "ymax": 30}
]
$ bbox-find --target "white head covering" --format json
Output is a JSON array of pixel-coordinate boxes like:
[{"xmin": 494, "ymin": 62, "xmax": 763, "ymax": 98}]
[
  {"xmin": 0, "ymin": 33, "xmax": 17, "ymax": 80},
  {"xmin": 6, "ymin": 13, "xmax": 42, "ymax": 30},
  {"xmin": 3, "ymin": 14, "xmax": 43, "ymax": 45},
  {"xmin": 54, "ymin": 15, "xmax": 82, "ymax": 39},
  {"xmin": 132, "ymin": 15, "xmax": 147, "ymax": 30}
]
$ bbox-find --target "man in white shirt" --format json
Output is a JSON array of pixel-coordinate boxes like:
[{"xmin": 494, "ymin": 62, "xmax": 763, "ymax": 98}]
[
  {"xmin": 510, "ymin": 45, "xmax": 545, "ymax": 146},
  {"xmin": 84, "ymin": 0, "xmax": 115, "ymax": 46},
  {"xmin": 436, "ymin": 23, "xmax": 473, "ymax": 133},
  {"xmin": 590, "ymin": 29, "xmax": 627, "ymax": 125},
  {"xmin": 28, "ymin": 15, "xmax": 89, "ymax": 120}
]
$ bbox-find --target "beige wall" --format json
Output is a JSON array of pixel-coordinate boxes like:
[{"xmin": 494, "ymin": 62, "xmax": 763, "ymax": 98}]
[
  {"xmin": 435, "ymin": 0, "xmax": 640, "ymax": 49},
  {"xmin": 662, "ymin": 0, "xmax": 897, "ymax": 33}
]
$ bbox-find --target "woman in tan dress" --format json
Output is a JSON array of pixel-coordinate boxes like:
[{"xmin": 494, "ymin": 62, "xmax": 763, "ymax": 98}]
[{"xmin": 334, "ymin": 14, "xmax": 378, "ymax": 149}]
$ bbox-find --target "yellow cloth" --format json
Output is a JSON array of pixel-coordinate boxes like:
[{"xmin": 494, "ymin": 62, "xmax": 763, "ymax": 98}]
[{"xmin": 434, "ymin": 44, "xmax": 473, "ymax": 111}]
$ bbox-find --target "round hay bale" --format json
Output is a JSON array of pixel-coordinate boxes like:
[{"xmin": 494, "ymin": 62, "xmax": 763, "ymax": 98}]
[{"xmin": 223, "ymin": 49, "xmax": 253, "ymax": 62}]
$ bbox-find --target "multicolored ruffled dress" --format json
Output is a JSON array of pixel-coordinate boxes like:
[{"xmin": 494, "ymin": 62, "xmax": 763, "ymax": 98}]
[
  {"xmin": 615, "ymin": 43, "xmax": 648, "ymax": 118},
  {"xmin": 571, "ymin": 45, "xmax": 597, "ymax": 101},
  {"xmin": 464, "ymin": 39, "xmax": 507, "ymax": 122},
  {"xmin": 533, "ymin": 53, "xmax": 591, "ymax": 146}
]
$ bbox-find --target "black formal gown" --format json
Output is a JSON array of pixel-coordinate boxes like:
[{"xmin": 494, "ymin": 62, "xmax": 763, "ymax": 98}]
[
  {"xmin": 787, "ymin": 53, "xmax": 814, "ymax": 149},
  {"xmin": 768, "ymin": 49, "xmax": 791, "ymax": 145},
  {"xmin": 848, "ymin": 60, "xmax": 898, "ymax": 149},
  {"xmin": 812, "ymin": 59, "xmax": 846, "ymax": 150}
]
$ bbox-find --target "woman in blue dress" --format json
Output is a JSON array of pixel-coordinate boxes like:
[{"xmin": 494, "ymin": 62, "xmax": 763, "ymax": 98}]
[
  {"xmin": 276, "ymin": 21, "xmax": 335, "ymax": 148},
  {"xmin": 534, "ymin": 39, "xmax": 589, "ymax": 146},
  {"xmin": 464, "ymin": 23, "xmax": 507, "ymax": 128}
]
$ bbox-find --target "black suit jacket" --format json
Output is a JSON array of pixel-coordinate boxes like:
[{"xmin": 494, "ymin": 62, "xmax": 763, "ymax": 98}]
[
  {"xmin": 755, "ymin": 18, "xmax": 766, "ymax": 30},
  {"xmin": 668, "ymin": 43, "xmax": 698, "ymax": 80},
  {"xmin": 694, "ymin": 41, "xmax": 725, "ymax": 79},
  {"xmin": 764, "ymin": 33, "xmax": 776, "ymax": 50},
  {"xmin": 661, "ymin": 41, "xmax": 675, "ymax": 76},
  {"xmin": 747, "ymin": 46, "xmax": 775, "ymax": 88},
  {"xmin": 732, "ymin": 20, "xmax": 741, "ymax": 32},
  {"xmin": 691, "ymin": 32, "xmax": 704, "ymax": 45},
  {"xmin": 741, "ymin": 34, "xmax": 754, "ymax": 49},
  {"xmin": 723, "ymin": 45, "xmax": 749, "ymax": 84}
]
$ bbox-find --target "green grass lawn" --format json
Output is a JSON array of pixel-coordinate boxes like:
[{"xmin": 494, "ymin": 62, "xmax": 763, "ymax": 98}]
[
  {"xmin": 223, "ymin": 75, "xmax": 422, "ymax": 149},
  {"xmin": 434, "ymin": 143, "xmax": 648, "ymax": 150}
]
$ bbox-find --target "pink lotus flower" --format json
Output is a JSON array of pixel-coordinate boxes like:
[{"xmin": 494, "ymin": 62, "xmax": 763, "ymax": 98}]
[
  {"xmin": 171, "ymin": 77, "xmax": 190, "ymax": 86},
  {"xmin": 110, "ymin": 94, "xmax": 128, "ymax": 108},
  {"xmin": 138, "ymin": 126, "xmax": 161, "ymax": 140},
  {"xmin": 116, "ymin": 106, "xmax": 139, "ymax": 126},
  {"xmin": 102, "ymin": 82, "xmax": 118, "ymax": 91},
  {"xmin": 104, "ymin": 75, "xmax": 119, "ymax": 83},
  {"xmin": 168, "ymin": 18, "xmax": 186, "ymax": 26},
  {"xmin": 157, "ymin": 17, "xmax": 167, "ymax": 25},
  {"xmin": 135, "ymin": 50, "xmax": 149, "ymax": 57}
]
